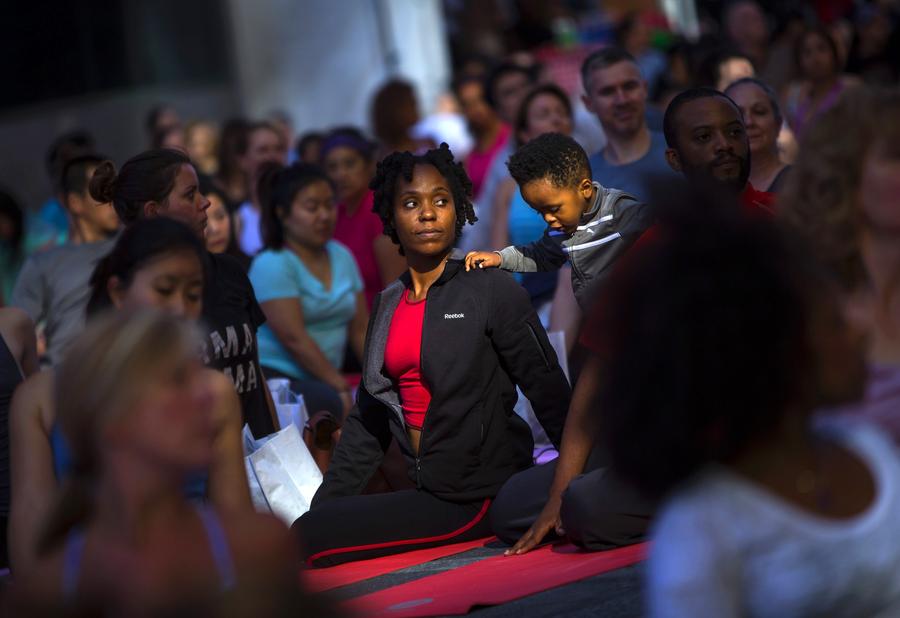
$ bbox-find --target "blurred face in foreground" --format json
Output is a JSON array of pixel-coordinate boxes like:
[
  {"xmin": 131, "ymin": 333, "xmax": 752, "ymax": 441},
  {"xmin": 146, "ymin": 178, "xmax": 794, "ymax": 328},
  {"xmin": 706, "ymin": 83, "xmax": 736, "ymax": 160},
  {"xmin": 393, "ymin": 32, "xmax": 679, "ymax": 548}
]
[
  {"xmin": 857, "ymin": 141, "xmax": 900, "ymax": 235},
  {"xmin": 110, "ymin": 347, "xmax": 216, "ymax": 474}
]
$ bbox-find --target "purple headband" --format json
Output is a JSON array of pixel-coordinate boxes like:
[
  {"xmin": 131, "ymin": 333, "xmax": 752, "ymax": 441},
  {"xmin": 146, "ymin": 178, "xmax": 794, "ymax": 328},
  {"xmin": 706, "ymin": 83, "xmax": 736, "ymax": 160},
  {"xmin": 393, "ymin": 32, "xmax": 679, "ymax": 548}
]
[{"xmin": 320, "ymin": 133, "xmax": 375, "ymax": 160}]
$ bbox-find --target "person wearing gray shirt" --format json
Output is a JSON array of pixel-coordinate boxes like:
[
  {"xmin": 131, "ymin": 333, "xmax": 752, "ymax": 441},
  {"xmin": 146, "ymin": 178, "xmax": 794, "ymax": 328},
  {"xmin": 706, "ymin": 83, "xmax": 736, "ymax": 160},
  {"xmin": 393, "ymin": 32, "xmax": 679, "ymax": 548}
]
[
  {"xmin": 581, "ymin": 47, "xmax": 679, "ymax": 201},
  {"xmin": 11, "ymin": 155, "xmax": 119, "ymax": 365}
]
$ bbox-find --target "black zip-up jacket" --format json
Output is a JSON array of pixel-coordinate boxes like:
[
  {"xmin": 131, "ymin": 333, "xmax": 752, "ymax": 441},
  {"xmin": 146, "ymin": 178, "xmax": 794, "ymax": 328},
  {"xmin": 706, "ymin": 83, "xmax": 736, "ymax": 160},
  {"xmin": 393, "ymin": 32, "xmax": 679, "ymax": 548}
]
[{"xmin": 311, "ymin": 258, "xmax": 571, "ymax": 506}]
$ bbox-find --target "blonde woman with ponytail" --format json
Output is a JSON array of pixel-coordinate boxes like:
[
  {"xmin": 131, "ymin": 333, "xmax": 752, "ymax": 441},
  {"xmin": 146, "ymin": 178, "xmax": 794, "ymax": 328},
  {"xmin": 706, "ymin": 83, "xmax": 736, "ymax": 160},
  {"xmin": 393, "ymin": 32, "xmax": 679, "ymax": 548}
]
[
  {"xmin": 14, "ymin": 312, "xmax": 304, "ymax": 616},
  {"xmin": 9, "ymin": 218, "xmax": 250, "ymax": 575}
]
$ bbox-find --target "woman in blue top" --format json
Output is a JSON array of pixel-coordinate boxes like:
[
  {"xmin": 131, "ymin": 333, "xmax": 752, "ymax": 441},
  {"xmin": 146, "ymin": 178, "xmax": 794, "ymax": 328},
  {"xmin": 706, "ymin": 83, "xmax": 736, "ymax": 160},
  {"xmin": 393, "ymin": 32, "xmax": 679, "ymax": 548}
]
[{"xmin": 249, "ymin": 164, "xmax": 368, "ymax": 423}]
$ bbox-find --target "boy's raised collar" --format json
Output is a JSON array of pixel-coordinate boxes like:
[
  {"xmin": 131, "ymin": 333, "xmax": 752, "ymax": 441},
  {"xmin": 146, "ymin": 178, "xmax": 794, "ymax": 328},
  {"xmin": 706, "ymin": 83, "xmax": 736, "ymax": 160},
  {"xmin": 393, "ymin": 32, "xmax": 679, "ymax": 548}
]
[{"xmin": 580, "ymin": 181, "xmax": 605, "ymax": 223}]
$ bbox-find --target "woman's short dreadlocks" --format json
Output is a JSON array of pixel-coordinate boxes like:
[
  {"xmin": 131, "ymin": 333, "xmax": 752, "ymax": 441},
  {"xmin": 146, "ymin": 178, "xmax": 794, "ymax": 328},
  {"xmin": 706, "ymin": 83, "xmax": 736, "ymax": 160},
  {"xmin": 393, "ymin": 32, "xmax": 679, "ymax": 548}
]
[{"xmin": 370, "ymin": 143, "xmax": 477, "ymax": 254}]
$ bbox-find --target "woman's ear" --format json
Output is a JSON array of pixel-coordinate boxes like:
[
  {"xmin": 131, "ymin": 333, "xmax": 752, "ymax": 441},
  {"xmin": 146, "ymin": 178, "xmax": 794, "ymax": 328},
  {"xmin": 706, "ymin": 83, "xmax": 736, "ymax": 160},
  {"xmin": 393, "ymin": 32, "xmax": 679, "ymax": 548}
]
[
  {"xmin": 107, "ymin": 276, "xmax": 126, "ymax": 310},
  {"xmin": 143, "ymin": 201, "xmax": 161, "ymax": 219}
]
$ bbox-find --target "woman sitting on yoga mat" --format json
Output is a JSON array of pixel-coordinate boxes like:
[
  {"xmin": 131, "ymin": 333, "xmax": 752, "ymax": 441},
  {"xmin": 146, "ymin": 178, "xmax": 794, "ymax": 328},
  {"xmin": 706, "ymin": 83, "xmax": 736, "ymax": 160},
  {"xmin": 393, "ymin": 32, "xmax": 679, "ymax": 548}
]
[
  {"xmin": 598, "ymin": 214, "xmax": 900, "ymax": 616},
  {"xmin": 14, "ymin": 312, "xmax": 308, "ymax": 616},
  {"xmin": 293, "ymin": 144, "xmax": 570, "ymax": 567}
]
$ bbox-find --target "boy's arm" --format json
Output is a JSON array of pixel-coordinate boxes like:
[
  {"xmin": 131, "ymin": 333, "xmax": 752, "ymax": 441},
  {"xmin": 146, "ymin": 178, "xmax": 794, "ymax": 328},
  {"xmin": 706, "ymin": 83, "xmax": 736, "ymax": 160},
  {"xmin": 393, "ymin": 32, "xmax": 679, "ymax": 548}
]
[{"xmin": 497, "ymin": 230, "xmax": 568, "ymax": 272}]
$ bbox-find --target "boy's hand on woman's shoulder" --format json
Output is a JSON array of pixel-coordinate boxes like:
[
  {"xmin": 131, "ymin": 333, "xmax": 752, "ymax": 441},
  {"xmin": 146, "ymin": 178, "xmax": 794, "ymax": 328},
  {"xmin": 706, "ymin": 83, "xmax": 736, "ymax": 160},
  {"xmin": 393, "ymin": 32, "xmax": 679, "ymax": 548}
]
[{"xmin": 464, "ymin": 251, "xmax": 502, "ymax": 272}]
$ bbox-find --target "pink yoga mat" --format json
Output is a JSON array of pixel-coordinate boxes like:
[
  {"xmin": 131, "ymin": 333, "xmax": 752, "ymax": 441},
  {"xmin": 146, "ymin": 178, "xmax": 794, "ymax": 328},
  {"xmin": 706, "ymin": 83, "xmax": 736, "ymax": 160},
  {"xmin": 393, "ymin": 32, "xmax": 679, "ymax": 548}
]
[
  {"xmin": 301, "ymin": 537, "xmax": 497, "ymax": 593},
  {"xmin": 343, "ymin": 541, "xmax": 648, "ymax": 617}
]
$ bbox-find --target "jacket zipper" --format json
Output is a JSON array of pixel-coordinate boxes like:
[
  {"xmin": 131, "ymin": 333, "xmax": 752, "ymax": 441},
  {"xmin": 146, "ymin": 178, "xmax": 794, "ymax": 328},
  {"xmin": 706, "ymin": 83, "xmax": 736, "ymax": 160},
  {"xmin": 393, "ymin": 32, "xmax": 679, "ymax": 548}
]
[
  {"xmin": 414, "ymin": 290, "xmax": 433, "ymax": 489},
  {"xmin": 568, "ymin": 242, "xmax": 587, "ymax": 289}
]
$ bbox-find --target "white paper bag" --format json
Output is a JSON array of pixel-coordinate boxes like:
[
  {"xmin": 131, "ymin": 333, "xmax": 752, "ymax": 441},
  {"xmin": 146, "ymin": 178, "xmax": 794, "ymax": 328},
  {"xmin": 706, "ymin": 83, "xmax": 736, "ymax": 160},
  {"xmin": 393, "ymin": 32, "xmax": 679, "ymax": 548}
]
[
  {"xmin": 244, "ymin": 423, "xmax": 323, "ymax": 524},
  {"xmin": 267, "ymin": 379, "xmax": 310, "ymax": 432},
  {"xmin": 275, "ymin": 396, "xmax": 308, "ymax": 435}
]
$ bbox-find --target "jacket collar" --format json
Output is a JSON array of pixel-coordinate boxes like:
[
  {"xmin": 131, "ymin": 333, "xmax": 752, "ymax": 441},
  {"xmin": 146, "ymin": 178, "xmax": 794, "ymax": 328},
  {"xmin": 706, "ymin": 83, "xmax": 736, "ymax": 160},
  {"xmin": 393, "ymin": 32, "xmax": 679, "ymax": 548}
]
[
  {"xmin": 397, "ymin": 248, "xmax": 466, "ymax": 289},
  {"xmin": 581, "ymin": 181, "xmax": 638, "ymax": 222},
  {"xmin": 579, "ymin": 181, "xmax": 608, "ymax": 224}
]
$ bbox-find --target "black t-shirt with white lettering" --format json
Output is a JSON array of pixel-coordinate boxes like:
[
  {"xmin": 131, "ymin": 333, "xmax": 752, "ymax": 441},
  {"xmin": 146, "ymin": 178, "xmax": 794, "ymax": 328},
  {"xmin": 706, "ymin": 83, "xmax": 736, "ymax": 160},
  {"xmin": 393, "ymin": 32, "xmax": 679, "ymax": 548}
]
[{"xmin": 202, "ymin": 252, "xmax": 275, "ymax": 438}]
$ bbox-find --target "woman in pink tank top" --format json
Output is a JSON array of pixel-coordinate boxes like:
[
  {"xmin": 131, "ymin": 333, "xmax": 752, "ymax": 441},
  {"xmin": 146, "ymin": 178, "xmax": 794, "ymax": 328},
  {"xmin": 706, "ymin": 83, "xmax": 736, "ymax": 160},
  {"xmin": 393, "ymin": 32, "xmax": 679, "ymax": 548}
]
[{"xmin": 322, "ymin": 128, "xmax": 406, "ymax": 309}]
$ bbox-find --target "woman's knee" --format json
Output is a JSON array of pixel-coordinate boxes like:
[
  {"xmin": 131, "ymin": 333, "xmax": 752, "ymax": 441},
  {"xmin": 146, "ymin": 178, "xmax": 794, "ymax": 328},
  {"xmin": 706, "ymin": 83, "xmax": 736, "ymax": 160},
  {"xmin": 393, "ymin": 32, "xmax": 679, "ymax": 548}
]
[
  {"xmin": 489, "ymin": 463, "xmax": 556, "ymax": 544},
  {"xmin": 488, "ymin": 481, "xmax": 524, "ymax": 544},
  {"xmin": 560, "ymin": 470, "xmax": 654, "ymax": 550},
  {"xmin": 292, "ymin": 501, "xmax": 342, "ymax": 563}
]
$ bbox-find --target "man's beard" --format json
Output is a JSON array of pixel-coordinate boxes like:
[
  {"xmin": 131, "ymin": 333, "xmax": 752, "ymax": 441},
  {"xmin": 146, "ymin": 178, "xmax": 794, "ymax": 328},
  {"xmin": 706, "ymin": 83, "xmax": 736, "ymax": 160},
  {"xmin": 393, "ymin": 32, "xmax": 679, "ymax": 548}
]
[{"xmin": 690, "ymin": 150, "xmax": 751, "ymax": 195}]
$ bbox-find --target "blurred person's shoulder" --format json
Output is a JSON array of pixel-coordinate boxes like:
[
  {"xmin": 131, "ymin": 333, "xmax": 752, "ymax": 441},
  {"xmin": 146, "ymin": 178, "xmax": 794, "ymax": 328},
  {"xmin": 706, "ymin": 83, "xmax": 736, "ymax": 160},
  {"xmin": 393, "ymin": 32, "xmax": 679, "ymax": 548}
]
[
  {"xmin": 23, "ymin": 236, "xmax": 113, "ymax": 270},
  {"xmin": 652, "ymin": 466, "xmax": 760, "ymax": 543}
]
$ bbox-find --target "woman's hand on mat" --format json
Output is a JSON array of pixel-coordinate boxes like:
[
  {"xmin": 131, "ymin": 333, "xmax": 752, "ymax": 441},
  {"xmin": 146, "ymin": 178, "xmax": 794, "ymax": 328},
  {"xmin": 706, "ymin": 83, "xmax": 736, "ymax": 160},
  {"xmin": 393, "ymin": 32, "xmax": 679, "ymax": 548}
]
[
  {"xmin": 506, "ymin": 498, "xmax": 564, "ymax": 555},
  {"xmin": 464, "ymin": 251, "xmax": 501, "ymax": 271}
]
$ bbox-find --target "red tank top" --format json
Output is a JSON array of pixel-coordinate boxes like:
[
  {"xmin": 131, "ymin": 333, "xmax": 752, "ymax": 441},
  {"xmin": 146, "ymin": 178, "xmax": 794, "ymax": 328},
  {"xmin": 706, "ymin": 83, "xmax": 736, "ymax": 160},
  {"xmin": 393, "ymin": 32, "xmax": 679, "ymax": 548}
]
[{"xmin": 384, "ymin": 288, "xmax": 431, "ymax": 429}]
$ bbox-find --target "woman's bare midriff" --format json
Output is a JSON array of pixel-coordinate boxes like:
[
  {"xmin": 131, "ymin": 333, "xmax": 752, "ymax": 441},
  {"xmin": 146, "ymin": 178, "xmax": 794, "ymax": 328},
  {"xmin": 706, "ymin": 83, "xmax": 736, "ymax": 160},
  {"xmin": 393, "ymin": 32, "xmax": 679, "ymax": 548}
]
[{"xmin": 408, "ymin": 427, "xmax": 422, "ymax": 455}]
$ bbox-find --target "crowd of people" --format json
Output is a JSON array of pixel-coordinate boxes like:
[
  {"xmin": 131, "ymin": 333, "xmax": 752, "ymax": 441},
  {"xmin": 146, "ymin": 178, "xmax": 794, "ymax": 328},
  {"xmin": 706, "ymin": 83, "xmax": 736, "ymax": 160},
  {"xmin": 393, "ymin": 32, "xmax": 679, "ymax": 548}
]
[{"xmin": 0, "ymin": 1, "xmax": 899, "ymax": 615}]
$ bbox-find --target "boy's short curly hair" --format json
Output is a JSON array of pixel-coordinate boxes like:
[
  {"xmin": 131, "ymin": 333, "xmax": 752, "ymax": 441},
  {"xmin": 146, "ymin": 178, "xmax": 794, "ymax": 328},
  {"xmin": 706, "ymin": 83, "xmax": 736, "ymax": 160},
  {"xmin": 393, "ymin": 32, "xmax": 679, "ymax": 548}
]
[
  {"xmin": 506, "ymin": 132, "xmax": 591, "ymax": 189},
  {"xmin": 370, "ymin": 143, "xmax": 477, "ymax": 254}
]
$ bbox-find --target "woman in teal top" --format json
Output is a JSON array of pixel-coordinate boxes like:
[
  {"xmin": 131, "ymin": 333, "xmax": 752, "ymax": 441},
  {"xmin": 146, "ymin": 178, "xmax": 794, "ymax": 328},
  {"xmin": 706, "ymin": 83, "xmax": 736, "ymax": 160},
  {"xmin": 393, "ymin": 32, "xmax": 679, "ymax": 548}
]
[{"xmin": 249, "ymin": 163, "xmax": 368, "ymax": 421}]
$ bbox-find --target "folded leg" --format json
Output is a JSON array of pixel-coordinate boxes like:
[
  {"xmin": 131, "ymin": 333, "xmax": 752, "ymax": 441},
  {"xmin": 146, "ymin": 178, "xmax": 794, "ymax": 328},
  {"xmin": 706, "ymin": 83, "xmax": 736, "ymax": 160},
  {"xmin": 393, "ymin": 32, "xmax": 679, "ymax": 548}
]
[{"xmin": 294, "ymin": 490, "xmax": 492, "ymax": 567}]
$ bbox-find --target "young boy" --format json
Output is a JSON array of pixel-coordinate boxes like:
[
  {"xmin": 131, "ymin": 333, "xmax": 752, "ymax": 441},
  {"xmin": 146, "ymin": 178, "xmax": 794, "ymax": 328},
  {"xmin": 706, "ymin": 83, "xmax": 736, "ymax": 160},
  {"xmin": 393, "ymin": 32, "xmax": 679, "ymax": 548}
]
[{"xmin": 464, "ymin": 133, "xmax": 655, "ymax": 308}]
